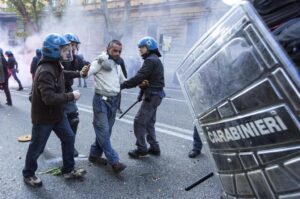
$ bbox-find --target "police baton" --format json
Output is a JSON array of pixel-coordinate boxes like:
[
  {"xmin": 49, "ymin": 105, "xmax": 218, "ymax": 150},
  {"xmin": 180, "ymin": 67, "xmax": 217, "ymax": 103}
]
[
  {"xmin": 185, "ymin": 172, "xmax": 214, "ymax": 191},
  {"xmin": 119, "ymin": 100, "xmax": 140, "ymax": 119}
]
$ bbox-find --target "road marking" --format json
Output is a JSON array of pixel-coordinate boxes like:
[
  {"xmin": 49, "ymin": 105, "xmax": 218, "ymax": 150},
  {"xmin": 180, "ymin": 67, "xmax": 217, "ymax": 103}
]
[
  {"xmin": 122, "ymin": 91, "xmax": 186, "ymax": 103},
  {"xmin": 77, "ymin": 107, "xmax": 192, "ymax": 140},
  {"xmin": 117, "ymin": 114, "xmax": 193, "ymax": 135},
  {"xmin": 10, "ymin": 91, "xmax": 193, "ymax": 141},
  {"xmin": 77, "ymin": 103, "xmax": 192, "ymax": 135},
  {"xmin": 9, "ymin": 89, "xmax": 187, "ymax": 103}
]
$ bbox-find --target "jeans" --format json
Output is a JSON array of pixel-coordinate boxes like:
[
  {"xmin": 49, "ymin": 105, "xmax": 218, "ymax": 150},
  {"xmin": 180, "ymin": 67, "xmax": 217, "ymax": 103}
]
[
  {"xmin": 134, "ymin": 95, "xmax": 162, "ymax": 152},
  {"xmin": 89, "ymin": 94, "xmax": 120, "ymax": 165},
  {"xmin": 193, "ymin": 127, "xmax": 203, "ymax": 151},
  {"xmin": 10, "ymin": 68, "xmax": 22, "ymax": 88},
  {"xmin": 22, "ymin": 114, "xmax": 75, "ymax": 178},
  {"xmin": 2, "ymin": 80, "xmax": 12, "ymax": 104}
]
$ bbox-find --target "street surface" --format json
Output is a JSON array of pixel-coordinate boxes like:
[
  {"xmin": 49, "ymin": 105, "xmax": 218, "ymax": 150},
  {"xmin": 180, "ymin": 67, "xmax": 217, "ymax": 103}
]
[{"xmin": 0, "ymin": 86, "xmax": 220, "ymax": 199}]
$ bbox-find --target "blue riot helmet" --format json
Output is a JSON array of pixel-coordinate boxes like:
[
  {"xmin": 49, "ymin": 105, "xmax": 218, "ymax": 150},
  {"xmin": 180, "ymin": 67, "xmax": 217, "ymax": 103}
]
[
  {"xmin": 138, "ymin": 36, "xmax": 158, "ymax": 50},
  {"xmin": 5, "ymin": 50, "xmax": 13, "ymax": 57},
  {"xmin": 64, "ymin": 33, "xmax": 80, "ymax": 44},
  {"xmin": 36, "ymin": 48, "xmax": 42, "ymax": 58},
  {"xmin": 64, "ymin": 33, "xmax": 80, "ymax": 55},
  {"xmin": 42, "ymin": 33, "xmax": 73, "ymax": 62},
  {"xmin": 138, "ymin": 36, "xmax": 161, "ymax": 57}
]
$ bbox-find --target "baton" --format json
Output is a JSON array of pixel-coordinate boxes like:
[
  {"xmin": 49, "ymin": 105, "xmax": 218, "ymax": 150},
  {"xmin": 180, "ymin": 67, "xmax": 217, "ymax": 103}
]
[
  {"xmin": 185, "ymin": 172, "xmax": 214, "ymax": 191},
  {"xmin": 119, "ymin": 100, "xmax": 140, "ymax": 119}
]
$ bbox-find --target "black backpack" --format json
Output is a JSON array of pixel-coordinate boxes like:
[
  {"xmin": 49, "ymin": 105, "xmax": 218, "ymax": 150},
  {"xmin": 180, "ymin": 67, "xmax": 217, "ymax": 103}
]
[
  {"xmin": 253, "ymin": 0, "xmax": 300, "ymax": 28},
  {"xmin": 272, "ymin": 18, "xmax": 300, "ymax": 68}
]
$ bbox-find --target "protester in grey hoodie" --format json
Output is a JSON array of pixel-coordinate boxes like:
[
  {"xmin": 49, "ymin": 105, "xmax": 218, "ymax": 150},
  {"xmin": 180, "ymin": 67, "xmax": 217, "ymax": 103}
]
[{"xmin": 86, "ymin": 40, "xmax": 127, "ymax": 173}]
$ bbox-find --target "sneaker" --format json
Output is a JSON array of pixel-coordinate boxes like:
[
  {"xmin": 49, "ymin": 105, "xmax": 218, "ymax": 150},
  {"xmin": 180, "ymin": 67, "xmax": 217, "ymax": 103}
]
[
  {"xmin": 88, "ymin": 156, "xmax": 107, "ymax": 165},
  {"xmin": 147, "ymin": 148, "xmax": 161, "ymax": 156},
  {"xmin": 17, "ymin": 87, "xmax": 23, "ymax": 91},
  {"xmin": 111, "ymin": 162, "xmax": 127, "ymax": 173},
  {"xmin": 6, "ymin": 102, "xmax": 12, "ymax": 106},
  {"xmin": 188, "ymin": 149, "xmax": 201, "ymax": 158},
  {"xmin": 128, "ymin": 149, "xmax": 148, "ymax": 158},
  {"xmin": 63, "ymin": 168, "xmax": 86, "ymax": 179},
  {"xmin": 23, "ymin": 175, "xmax": 43, "ymax": 187},
  {"xmin": 117, "ymin": 109, "xmax": 123, "ymax": 114}
]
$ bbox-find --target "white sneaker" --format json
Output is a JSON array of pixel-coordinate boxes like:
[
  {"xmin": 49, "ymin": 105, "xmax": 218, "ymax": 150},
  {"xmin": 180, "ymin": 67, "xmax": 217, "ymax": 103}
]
[
  {"xmin": 63, "ymin": 168, "xmax": 86, "ymax": 179},
  {"xmin": 23, "ymin": 175, "xmax": 43, "ymax": 187}
]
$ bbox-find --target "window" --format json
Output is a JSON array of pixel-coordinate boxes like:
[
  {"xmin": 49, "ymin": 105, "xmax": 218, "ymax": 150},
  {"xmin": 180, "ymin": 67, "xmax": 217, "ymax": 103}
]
[
  {"xmin": 147, "ymin": 24, "xmax": 158, "ymax": 40},
  {"xmin": 84, "ymin": 0, "xmax": 96, "ymax": 4},
  {"xmin": 186, "ymin": 20, "xmax": 200, "ymax": 46}
]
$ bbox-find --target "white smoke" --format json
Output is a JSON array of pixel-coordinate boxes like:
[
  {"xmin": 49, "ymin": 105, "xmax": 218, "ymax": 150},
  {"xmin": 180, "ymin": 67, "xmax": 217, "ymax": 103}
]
[{"xmin": 1, "ymin": 0, "xmax": 230, "ymax": 88}]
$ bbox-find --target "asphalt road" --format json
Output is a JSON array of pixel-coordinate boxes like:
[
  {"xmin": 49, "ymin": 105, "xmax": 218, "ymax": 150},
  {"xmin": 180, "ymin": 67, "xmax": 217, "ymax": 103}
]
[{"xmin": 0, "ymin": 86, "xmax": 221, "ymax": 199}]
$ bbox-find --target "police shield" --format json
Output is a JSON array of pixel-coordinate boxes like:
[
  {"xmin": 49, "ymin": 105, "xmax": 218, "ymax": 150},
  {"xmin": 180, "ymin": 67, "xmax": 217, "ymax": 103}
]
[{"xmin": 177, "ymin": 2, "xmax": 300, "ymax": 199}]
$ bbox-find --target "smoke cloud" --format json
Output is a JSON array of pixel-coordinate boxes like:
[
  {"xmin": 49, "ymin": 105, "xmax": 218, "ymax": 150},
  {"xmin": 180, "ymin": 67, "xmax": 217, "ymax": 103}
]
[{"xmin": 0, "ymin": 0, "xmax": 230, "ymax": 88}]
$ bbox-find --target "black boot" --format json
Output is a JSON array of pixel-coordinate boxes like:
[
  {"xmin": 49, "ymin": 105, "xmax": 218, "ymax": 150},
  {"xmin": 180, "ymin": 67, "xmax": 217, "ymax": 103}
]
[{"xmin": 128, "ymin": 149, "xmax": 147, "ymax": 158}]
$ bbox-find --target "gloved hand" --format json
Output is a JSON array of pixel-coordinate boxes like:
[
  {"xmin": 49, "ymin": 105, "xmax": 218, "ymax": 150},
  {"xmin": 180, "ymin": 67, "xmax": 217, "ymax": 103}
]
[
  {"xmin": 139, "ymin": 80, "xmax": 149, "ymax": 89},
  {"xmin": 80, "ymin": 65, "xmax": 90, "ymax": 77},
  {"xmin": 137, "ymin": 90, "xmax": 144, "ymax": 102},
  {"xmin": 72, "ymin": 90, "xmax": 81, "ymax": 100}
]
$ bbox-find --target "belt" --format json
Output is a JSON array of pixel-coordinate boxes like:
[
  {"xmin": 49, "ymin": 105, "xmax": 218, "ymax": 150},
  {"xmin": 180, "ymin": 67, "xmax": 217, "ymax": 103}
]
[{"xmin": 95, "ymin": 93, "xmax": 116, "ymax": 101}]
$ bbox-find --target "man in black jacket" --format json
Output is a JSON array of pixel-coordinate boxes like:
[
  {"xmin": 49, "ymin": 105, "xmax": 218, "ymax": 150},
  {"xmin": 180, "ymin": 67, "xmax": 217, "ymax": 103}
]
[
  {"xmin": 0, "ymin": 48, "xmax": 12, "ymax": 106},
  {"xmin": 62, "ymin": 33, "xmax": 91, "ymax": 157},
  {"xmin": 22, "ymin": 33, "xmax": 87, "ymax": 188},
  {"xmin": 5, "ymin": 50, "xmax": 23, "ymax": 91},
  {"xmin": 121, "ymin": 36, "xmax": 165, "ymax": 158}
]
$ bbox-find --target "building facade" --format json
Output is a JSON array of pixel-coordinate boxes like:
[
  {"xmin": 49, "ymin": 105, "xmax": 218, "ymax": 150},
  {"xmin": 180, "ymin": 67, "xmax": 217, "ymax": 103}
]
[{"xmin": 76, "ymin": 0, "xmax": 229, "ymax": 86}]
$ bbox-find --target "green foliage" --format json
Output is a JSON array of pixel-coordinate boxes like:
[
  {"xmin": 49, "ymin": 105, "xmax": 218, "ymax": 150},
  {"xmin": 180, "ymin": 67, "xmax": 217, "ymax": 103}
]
[{"xmin": 0, "ymin": 0, "xmax": 45, "ymax": 18}]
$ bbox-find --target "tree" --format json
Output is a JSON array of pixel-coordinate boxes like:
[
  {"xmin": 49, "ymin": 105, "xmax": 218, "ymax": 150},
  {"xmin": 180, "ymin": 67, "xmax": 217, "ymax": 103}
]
[
  {"xmin": 0, "ymin": 0, "xmax": 46, "ymax": 34},
  {"xmin": 0, "ymin": 0, "xmax": 66, "ymax": 35},
  {"xmin": 101, "ymin": 0, "xmax": 131, "ymax": 40}
]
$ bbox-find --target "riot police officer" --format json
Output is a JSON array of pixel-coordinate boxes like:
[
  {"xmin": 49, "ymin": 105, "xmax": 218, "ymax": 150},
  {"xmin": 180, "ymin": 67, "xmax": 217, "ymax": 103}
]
[
  {"xmin": 121, "ymin": 36, "xmax": 165, "ymax": 158},
  {"xmin": 0, "ymin": 48, "xmax": 12, "ymax": 106},
  {"xmin": 22, "ymin": 33, "xmax": 86, "ymax": 187},
  {"xmin": 62, "ymin": 33, "xmax": 90, "ymax": 157},
  {"xmin": 5, "ymin": 50, "xmax": 23, "ymax": 91}
]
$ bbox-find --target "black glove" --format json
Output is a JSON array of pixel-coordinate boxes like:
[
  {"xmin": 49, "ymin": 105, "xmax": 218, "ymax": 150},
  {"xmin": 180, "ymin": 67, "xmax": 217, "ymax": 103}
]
[{"xmin": 137, "ymin": 89, "xmax": 144, "ymax": 102}]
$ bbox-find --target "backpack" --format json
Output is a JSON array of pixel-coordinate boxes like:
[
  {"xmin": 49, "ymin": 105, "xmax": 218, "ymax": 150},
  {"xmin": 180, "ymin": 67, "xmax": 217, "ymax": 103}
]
[
  {"xmin": 273, "ymin": 18, "xmax": 300, "ymax": 68},
  {"xmin": 253, "ymin": 0, "xmax": 300, "ymax": 28}
]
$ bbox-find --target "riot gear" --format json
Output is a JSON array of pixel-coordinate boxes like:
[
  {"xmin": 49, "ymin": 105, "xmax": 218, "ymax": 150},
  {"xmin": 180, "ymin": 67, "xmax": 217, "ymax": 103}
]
[
  {"xmin": 177, "ymin": 2, "xmax": 300, "ymax": 198},
  {"xmin": 42, "ymin": 33, "xmax": 72, "ymax": 61}
]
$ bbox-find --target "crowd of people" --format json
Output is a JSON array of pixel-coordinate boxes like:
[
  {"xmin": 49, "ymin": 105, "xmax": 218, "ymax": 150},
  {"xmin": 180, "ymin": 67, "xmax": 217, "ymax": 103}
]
[{"xmin": 0, "ymin": 33, "xmax": 202, "ymax": 188}]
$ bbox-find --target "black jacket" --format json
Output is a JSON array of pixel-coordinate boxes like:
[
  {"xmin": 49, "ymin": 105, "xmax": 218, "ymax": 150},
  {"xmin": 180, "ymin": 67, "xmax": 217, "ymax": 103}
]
[
  {"xmin": 7, "ymin": 56, "xmax": 17, "ymax": 69},
  {"xmin": 0, "ymin": 55, "xmax": 9, "ymax": 81},
  {"xmin": 62, "ymin": 54, "xmax": 90, "ymax": 92},
  {"xmin": 121, "ymin": 53, "xmax": 164, "ymax": 90},
  {"xmin": 31, "ymin": 58, "xmax": 75, "ymax": 124},
  {"xmin": 30, "ymin": 56, "xmax": 41, "ymax": 76}
]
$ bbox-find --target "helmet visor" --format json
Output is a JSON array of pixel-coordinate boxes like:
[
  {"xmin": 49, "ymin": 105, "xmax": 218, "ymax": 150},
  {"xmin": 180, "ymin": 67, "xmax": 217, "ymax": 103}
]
[
  {"xmin": 71, "ymin": 42, "xmax": 80, "ymax": 55},
  {"xmin": 60, "ymin": 44, "xmax": 73, "ymax": 62}
]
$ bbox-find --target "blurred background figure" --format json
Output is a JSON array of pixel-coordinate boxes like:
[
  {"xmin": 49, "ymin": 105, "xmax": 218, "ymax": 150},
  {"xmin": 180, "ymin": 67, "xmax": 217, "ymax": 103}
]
[
  {"xmin": 188, "ymin": 127, "xmax": 203, "ymax": 158},
  {"xmin": 0, "ymin": 48, "xmax": 12, "ymax": 106},
  {"xmin": 30, "ymin": 48, "xmax": 42, "ymax": 80},
  {"xmin": 5, "ymin": 50, "xmax": 23, "ymax": 91}
]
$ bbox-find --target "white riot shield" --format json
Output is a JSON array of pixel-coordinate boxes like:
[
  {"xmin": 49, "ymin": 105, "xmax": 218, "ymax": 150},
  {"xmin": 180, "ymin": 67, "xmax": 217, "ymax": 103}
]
[{"xmin": 177, "ymin": 2, "xmax": 300, "ymax": 199}]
